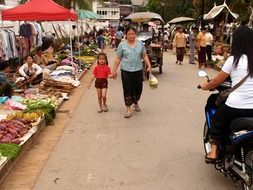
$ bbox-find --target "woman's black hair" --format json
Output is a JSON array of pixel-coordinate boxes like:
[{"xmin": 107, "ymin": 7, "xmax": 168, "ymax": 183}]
[
  {"xmin": 125, "ymin": 26, "xmax": 136, "ymax": 35},
  {"xmin": 97, "ymin": 53, "xmax": 109, "ymax": 65},
  {"xmin": 26, "ymin": 53, "xmax": 34, "ymax": 59},
  {"xmin": 230, "ymin": 26, "xmax": 253, "ymax": 77}
]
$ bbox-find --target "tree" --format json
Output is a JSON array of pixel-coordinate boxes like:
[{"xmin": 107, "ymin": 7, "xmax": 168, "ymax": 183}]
[{"xmin": 20, "ymin": 0, "xmax": 94, "ymax": 10}]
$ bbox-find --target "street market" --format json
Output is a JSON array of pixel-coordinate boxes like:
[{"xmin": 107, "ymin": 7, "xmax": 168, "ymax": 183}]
[{"xmin": 0, "ymin": 0, "xmax": 252, "ymax": 190}]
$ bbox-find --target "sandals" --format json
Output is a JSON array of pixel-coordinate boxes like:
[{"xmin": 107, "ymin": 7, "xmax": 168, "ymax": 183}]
[
  {"xmin": 124, "ymin": 112, "xmax": 132, "ymax": 118},
  {"xmin": 103, "ymin": 105, "xmax": 108, "ymax": 112},
  {"xmin": 205, "ymin": 142, "xmax": 219, "ymax": 164},
  {"xmin": 98, "ymin": 105, "xmax": 109, "ymax": 113},
  {"xmin": 205, "ymin": 154, "xmax": 218, "ymax": 164},
  {"xmin": 133, "ymin": 104, "xmax": 141, "ymax": 112}
]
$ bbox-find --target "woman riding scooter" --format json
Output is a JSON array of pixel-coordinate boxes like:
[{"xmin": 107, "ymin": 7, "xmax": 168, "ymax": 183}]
[{"xmin": 199, "ymin": 26, "xmax": 253, "ymax": 162}]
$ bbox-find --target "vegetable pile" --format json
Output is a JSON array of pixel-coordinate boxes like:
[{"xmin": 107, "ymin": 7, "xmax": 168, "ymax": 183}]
[
  {"xmin": 24, "ymin": 99, "xmax": 56, "ymax": 125},
  {"xmin": 0, "ymin": 119, "xmax": 32, "ymax": 144},
  {"xmin": 0, "ymin": 143, "xmax": 21, "ymax": 158}
]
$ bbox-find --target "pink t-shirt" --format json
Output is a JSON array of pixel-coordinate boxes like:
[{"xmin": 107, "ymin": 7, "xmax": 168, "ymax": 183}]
[{"xmin": 93, "ymin": 65, "xmax": 111, "ymax": 79}]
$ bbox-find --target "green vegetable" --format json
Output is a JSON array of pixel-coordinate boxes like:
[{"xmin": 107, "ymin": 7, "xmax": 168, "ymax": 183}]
[
  {"xmin": 0, "ymin": 143, "xmax": 21, "ymax": 159},
  {"xmin": 24, "ymin": 100, "xmax": 56, "ymax": 125}
]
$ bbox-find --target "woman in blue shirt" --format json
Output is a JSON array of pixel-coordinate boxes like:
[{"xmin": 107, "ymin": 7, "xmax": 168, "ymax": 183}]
[{"xmin": 113, "ymin": 26, "xmax": 152, "ymax": 118}]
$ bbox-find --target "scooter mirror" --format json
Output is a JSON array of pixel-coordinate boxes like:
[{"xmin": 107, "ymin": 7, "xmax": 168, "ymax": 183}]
[{"xmin": 198, "ymin": 70, "xmax": 207, "ymax": 78}]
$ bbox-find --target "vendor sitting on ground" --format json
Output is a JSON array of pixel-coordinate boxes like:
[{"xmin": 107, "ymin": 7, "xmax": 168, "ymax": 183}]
[
  {"xmin": 0, "ymin": 62, "xmax": 16, "ymax": 97},
  {"xmin": 34, "ymin": 46, "xmax": 43, "ymax": 65},
  {"xmin": 18, "ymin": 54, "xmax": 43, "ymax": 85},
  {"xmin": 41, "ymin": 46, "xmax": 58, "ymax": 70}
]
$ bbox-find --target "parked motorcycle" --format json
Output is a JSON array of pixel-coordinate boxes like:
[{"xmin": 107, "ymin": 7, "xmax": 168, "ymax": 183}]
[{"xmin": 198, "ymin": 70, "xmax": 253, "ymax": 190}]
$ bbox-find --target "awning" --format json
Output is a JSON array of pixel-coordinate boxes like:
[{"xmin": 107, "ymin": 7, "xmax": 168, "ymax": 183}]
[
  {"xmin": 78, "ymin": 10, "xmax": 101, "ymax": 20},
  {"xmin": 204, "ymin": 2, "xmax": 238, "ymax": 20},
  {"xmin": 2, "ymin": 0, "xmax": 77, "ymax": 21},
  {"xmin": 124, "ymin": 12, "xmax": 164, "ymax": 24},
  {"xmin": 168, "ymin": 17, "xmax": 195, "ymax": 24}
]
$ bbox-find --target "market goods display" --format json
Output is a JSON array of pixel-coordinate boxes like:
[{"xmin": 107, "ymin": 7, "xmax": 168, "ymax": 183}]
[
  {"xmin": 0, "ymin": 143, "xmax": 21, "ymax": 159},
  {"xmin": 24, "ymin": 99, "xmax": 56, "ymax": 125},
  {"xmin": 40, "ymin": 79, "xmax": 75, "ymax": 93},
  {"xmin": 7, "ymin": 111, "xmax": 42, "ymax": 122},
  {"xmin": 77, "ymin": 56, "xmax": 96, "ymax": 70},
  {"xmin": 0, "ymin": 119, "xmax": 32, "ymax": 144}
]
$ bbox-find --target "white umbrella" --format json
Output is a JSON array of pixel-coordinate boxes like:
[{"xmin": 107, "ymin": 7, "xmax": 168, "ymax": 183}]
[
  {"xmin": 124, "ymin": 12, "xmax": 164, "ymax": 23},
  {"xmin": 168, "ymin": 17, "xmax": 195, "ymax": 24}
]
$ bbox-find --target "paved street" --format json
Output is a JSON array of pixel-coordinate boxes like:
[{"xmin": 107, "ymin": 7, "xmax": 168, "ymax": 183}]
[
  {"xmin": 29, "ymin": 49, "xmax": 241, "ymax": 190},
  {"xmin": 33, "ymin": 50, "xmax": 241, "ymax": 190}
]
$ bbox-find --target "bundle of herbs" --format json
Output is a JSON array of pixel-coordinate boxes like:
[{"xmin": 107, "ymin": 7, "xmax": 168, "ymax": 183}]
[{"xmin": 0, "ymin": 143, "xmax": 21, "ymax": 159}]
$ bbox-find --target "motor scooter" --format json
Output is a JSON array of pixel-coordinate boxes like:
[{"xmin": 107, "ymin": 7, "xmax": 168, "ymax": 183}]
[{"xmin": 198, "ymin": 70, "xmax": 253, "ymax": 190}]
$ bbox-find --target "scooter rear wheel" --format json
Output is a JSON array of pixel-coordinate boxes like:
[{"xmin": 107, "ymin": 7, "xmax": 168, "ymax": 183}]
[{"xmin": 241, "ymin": 181, "xmax": 251, "ymax": 190}]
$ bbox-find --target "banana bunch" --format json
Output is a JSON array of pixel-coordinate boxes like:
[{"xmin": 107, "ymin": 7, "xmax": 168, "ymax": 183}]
[{"xmin": 7, "ymin": 111, "xmax": 42, "ymax": 121}]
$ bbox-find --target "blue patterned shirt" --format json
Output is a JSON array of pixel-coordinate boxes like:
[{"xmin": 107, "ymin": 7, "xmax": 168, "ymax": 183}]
[{"xmin": 116, "ymin": 40, "xmax": 146, "ymax": 72}]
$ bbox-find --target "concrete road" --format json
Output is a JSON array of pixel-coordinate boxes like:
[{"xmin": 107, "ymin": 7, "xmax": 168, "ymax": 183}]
[{"xmin": 33, "ymin": 49, "xmax": 241, "ymax": 190}]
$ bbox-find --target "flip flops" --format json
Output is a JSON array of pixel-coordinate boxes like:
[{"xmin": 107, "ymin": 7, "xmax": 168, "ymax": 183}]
[{"xmin": 124, "ymin": 112, "xmax": 132, "ymax": 118}]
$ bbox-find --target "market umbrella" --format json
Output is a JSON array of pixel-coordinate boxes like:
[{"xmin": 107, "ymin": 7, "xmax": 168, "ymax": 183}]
[
  {"xmin": 77, "ymin": 10, "xmax": 101, "ymax": 19},
  {"xmin": 168, "ymin": 17, "xmax": 195, "ymax": 24},
  {"xmin": 124, "ymin": 12, "xmax": 164, "ymax": 23}
]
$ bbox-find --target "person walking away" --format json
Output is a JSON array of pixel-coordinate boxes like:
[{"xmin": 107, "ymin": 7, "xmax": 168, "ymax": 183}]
[
  {"xmin": 97, "ymin": 29, "xmax": 105, "ymax": 53},
  {"xmin": 88, "ymin": 53, "xmax": 113, "ymax": 113},
  {"xmin": 163, "ymin": 32, "xmax": 169, "ymax": 51},
  {"xmin": 189, "ymin": 27, "xmax": 198, "ymax": 64},
  {"xmin": 71, "ymin": 25, "xmax": 78, "ymax": 50},
  {"xmin": 205, "ymin": 28, "xmax": 214, "ymax": 64},
  {"xmin": 197, "ymin": 27, "xmax": 207, "ymax": 69},
  {"xmin": 174, "ymin": 27, "xmax": 186, "ymax": 65},
  {"xmin": 109, "ymin": 26, "xmax": 116, "ymax": 48},
  {"xmin": 115, "ymin": 28, "xmax": 124, "ymax": 50},
  {"xmin": 199, "ymin": 26, "xmax": 253, "ymax": 162},
  {"xmin": 112, "ymin": 26, "xmax": 152, "ymax": 118}
]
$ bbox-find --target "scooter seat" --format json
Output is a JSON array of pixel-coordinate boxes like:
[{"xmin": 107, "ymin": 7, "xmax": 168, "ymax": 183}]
[
  {"xmin": 230, "ymin": 117, "xmax": 253, "ymax": 144},
  {"xmin": 230, "ymin": 117, "xmax": 253, "ymax": 133},
  {"xmin": 230, "ymin": 130, "xmax": 253, "ymax": 145}
]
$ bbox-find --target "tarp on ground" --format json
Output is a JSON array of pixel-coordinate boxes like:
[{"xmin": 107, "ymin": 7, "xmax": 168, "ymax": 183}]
[{"xmin": 1, "ymin": 0, "xmax": 77, "ymax": 21}]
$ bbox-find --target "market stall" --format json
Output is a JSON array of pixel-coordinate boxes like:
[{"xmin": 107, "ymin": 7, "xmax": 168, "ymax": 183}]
[{"xmin": 0, "ymin": 0, "xmax": 97, "ymax": 183}]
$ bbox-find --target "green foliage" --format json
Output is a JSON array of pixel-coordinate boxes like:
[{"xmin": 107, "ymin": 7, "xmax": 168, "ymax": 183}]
[
  {"xmin": 146, "ymin": 0, "xmax": 253, "ymax": 23},
  {"xmin": 24, "ymin": 100, "xmax": 56, "ymax": 125},
  {"xmin": 0, "ymin": 143, "xmax": 21, "ymax": 159}
]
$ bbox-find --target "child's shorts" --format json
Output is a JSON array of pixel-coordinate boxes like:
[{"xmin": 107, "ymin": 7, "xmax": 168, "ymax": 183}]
[{"xmin": 95, "ymin": 78, "xmax": 108, "ymax": 89}]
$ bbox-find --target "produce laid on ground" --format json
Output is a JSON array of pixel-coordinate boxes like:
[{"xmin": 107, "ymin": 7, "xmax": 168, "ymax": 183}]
[
  {"xmin": 0, "ymin": 119, "xmax": 32, "ymax": 144},
  {"xmin": 77, "ymin": 56, "xmax": 96, "ymax": 70},
  {"xmin": 0, "ymin": 143, "xmax": 21, "ymax": 159},
  {"xmin": 24, "ymin": 99, "xmax": 57, "ymax": 125},
  {"xmin": 0, "ymin": 45, "xmax": 97, "ymax": 172}
]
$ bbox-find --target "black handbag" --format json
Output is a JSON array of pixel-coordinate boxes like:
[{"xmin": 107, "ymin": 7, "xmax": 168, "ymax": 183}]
[{"xmin": 215, "ymin": 74, "xmax": 250, "ymax": 106}]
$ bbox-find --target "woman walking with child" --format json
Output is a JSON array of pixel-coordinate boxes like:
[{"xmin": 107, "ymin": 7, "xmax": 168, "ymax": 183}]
[{"xmin": 113, "ymin": 26, "xmax": 152, "ymax": 118}]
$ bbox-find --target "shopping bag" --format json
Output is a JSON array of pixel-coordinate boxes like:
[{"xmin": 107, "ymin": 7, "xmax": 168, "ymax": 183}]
[{"xmin": 149, "ymin": 73, "xmax": 158, "ymax": 89}]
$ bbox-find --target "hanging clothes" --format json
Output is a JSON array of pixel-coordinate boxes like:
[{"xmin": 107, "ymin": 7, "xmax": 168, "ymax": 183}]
[
  {"xmin": 34, "ymin": 22, "xmax": 43, "ymax": 47},
  {"xmin": 0, "ymin": 29, "xmax": 19, "ymax": 61}
]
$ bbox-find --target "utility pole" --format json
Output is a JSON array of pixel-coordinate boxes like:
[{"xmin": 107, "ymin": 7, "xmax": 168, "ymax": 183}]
[{"xmin": 201, "ymin": 0, "xmax": 205, "ymax": 27}]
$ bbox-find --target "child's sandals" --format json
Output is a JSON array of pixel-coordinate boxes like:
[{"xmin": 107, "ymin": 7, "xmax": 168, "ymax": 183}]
[{"xmin": 103, "ymin": 105, "xmax": 108, "ymax": 112}]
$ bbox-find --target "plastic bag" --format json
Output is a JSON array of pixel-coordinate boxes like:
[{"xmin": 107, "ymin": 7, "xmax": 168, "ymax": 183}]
[{"xmin": 149, "ymin": 73, "xmax": 158, "ymax": 89}]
